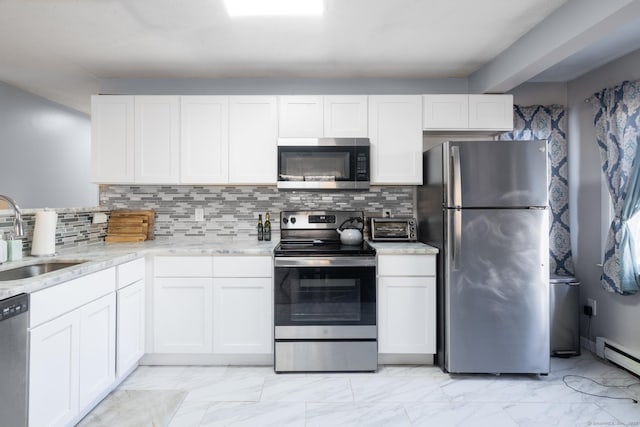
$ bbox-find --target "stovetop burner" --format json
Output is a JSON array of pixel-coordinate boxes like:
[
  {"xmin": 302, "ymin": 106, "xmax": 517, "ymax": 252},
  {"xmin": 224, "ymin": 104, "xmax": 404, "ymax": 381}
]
[
  {"xmin": 274, "ymin": 210, "xmax": 376, "ymax": 257},
  {"xmin": 274, "ymin": 239, "xmax": 376, "ymax": 257}
]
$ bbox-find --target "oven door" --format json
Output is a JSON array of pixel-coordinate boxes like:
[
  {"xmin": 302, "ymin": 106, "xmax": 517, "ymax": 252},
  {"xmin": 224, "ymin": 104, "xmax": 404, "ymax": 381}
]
[{"xmin": 274, "ymin": 257, "xmax": 376, "ymax": 339}]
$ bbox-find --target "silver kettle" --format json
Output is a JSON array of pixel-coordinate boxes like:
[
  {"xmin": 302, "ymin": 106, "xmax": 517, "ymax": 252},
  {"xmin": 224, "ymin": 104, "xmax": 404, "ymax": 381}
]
[{"xmin": 336, "ymin": 217, "xmax": 364, "ymax": 245}]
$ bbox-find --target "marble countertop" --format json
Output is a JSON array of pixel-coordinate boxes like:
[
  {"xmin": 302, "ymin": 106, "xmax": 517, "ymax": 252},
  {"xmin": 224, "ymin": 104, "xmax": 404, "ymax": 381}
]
[
  {"xmin": 0, "ymin": 238, "xmax": 437, "ymax": 299},
  {"xmin": 367, "ymin": 241, "xmax": 439, "ymax": 255},
  {"xmin": 0, "ymin": 239, "xmax": 278, "ymax": 299}
]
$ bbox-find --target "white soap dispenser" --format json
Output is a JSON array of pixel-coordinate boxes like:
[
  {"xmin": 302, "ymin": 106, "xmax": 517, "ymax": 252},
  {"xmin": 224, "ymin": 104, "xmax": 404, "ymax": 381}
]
[
  {"xmin": 7, "ymin": 232, "xmax": 23, "ymax": 261},
  {"xmin": 0, "ymin": 232, "xmax": 7, "ymax": 264}
]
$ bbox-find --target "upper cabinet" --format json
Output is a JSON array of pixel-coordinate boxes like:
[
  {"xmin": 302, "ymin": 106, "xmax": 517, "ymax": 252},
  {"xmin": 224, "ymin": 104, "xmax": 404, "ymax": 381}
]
[
  {"xmin": 278, "ymin": 95, "xmax": 368, "ymax": 137},
  {"xmin": 423, "ymin": 94, "xmax": 513, "ymax": 131},
  {"xmin": 180, "ymin": 96, "xmax": 229, "ymax": 184},
  {"xmin": 134, "ymin": 96, "xmax": 180, "ymax": 184},
  {"xmin": 229, "ymin": 96, "xmax": 278, "ymax": 184},
  {"xmin": 91, "ymin": 95, "xmax": 135, "ymax": 183},
  {"xmin": 368, "ymin": 95, "xmax": 423, "ymax": 185}
]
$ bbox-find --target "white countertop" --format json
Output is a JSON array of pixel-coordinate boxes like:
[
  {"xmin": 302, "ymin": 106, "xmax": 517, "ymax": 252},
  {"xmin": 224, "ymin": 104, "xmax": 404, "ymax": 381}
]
[
  {"xmin": 0, "ymin": 238, "xmax": 437, "ymax": 299},
  {"xmin": 367, "ymin": 241, "xmax": 439, "ymax": 255},
  {"xmin": 0, "ymin": 239, "xmax": 278, "ymax": 299}
]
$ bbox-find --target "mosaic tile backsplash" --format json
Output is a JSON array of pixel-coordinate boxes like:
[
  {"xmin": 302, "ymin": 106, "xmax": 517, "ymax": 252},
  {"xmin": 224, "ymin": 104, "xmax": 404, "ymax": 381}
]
[
  {"xmin": 0, "ymin": 209, "xmax": 109, "ymax": 256},
  {"xmin": 100, "ymin": 185, "xmax": 415, "ymax": 240}
]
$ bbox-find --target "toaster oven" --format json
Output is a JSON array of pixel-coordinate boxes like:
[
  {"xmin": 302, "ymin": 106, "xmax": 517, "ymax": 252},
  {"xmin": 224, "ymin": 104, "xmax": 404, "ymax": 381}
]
[{"xmin": 369, "ymin": 217, "xmax": 417, "ymax": 241}]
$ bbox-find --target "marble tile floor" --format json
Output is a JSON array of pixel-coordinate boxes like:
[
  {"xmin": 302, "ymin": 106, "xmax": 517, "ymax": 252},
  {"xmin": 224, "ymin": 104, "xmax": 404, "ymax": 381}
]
[{"xmin": 81, "ymin": 352, "xmax": 640, "ymax": 426}]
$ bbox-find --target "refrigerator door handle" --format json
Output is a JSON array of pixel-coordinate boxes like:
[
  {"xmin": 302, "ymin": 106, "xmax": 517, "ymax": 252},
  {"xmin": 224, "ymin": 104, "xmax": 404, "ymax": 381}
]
[
  {"xmin": 453, "ymin": 209, "xmax": 461, "ymax": 270},
  {"xmin": 451, "ymin": 146, "xmax": 462, "ymax": 208}
]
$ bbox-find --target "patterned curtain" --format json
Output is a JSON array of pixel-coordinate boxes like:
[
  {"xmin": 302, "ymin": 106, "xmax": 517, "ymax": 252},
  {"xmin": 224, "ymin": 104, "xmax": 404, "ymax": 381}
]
[
  {"xmin": 591, "ymin": 80, "xmax": 640, "ymax": 295},
  {"xmin": 498, "ymin": 105, "xmax": 574, "ymax": 276}
]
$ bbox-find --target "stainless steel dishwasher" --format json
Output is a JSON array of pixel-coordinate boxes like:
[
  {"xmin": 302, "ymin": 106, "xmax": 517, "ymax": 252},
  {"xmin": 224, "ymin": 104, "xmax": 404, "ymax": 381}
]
[{"xmin": 0, "ymin": 293, "xmax": 29, "ymax": 426}]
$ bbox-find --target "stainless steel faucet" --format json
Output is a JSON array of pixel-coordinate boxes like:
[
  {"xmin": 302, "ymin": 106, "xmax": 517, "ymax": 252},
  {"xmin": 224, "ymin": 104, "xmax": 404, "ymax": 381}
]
[{"xmin": 0, "ymin": 195, "xmax": 25, "ymax": 237}]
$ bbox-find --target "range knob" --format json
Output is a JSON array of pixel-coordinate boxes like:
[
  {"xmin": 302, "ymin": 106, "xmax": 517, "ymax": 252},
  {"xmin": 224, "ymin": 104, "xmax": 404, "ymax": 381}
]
[
  {"xmin": 290, "ymin": 217, "xmax": 296, "ymax": 224},
  {"xmin": 282, "ymin": 217, "xmax": 289, "ymax": 224}
]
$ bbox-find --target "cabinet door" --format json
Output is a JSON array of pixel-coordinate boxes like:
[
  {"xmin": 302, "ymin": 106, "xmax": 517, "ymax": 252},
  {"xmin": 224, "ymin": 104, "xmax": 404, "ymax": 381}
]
[
  {"xmin": 117, "ymin": 280, "xmax": 145, "ymax": 379},
  {"xmin": 278, "ymin": 95, "xmax": 324, "ymax": 137},
  {"xmin": 79, "ymin": 293, "xmax": 116, "ymax": 410},
  {"xmin": 91, "ymin": 95, "xmax": 135, "ymax": 183},
  {"xmin": 213, "ymin": 277, "xmax": 272, "ymax": 354},
  {"xmin": 134, "ymin": 96, "xmax": 180, "ymax": 183},
  {"xmin": 29, "ymin": 310, "xmax": 80, "ymax": 427},
  {"xmin": 229, "ymin": 96, "xmax": 278, "ymax": 184},
  {"xmin": 468, "ymin": 94, "xmax": 513, "ymax": 130},
  {"xmin": 181, "ymin": 96, "xmax": 229, "ymax": 184},
  {"xmin": 378, "ymin": 276, "xmax": 436, "ymax": 354},
  {"xmin": 324, "ymin": 95, "xmax": 368, "ymax": 137},
  {"xmin": 422, "ymin": 94, "xmax": 469, "ymax": 129},
  {"xmin": 368, "ymin": 95, "xmax": 423, "ymax": 184},
  {"xmin": 153, "ymin": 277, "xmax": 213, "ymax": 353}
]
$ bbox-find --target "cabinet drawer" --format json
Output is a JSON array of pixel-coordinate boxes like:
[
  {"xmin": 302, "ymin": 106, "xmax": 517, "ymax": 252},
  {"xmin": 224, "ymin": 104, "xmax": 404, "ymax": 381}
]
[
  {"xmin": 30, "ymin": 268, "xmax": 116, "ymax": 328},
  {"xmin": 117, "ymin": 257, "xmax": 145, "ymax": 289},
  {"xmin": 213, "ymin": 256, "xmax": 272, "ymax": 278},
  {"xmin": 378, "ymin": 254, "xmax": 435, "ymax": 276},
  {"xmin": 154, "ymin": 256, "xmax": 213, "ymax": 277}
]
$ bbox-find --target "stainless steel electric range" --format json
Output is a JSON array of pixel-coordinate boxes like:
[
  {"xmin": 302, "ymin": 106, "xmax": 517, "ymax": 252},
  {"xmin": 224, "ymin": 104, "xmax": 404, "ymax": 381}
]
[{"xmin": 273, "ymin": 210, "xmax": 377, "ymax": 373}]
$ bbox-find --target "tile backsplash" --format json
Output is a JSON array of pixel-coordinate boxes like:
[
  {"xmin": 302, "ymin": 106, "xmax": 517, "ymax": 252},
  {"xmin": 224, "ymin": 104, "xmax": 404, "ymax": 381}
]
[
  {"xmin": 100, "ymin": 185, "xmax": 415, "ymax": 240},
  {"xmin": 0, "ymin": 209, "xmax": 109, "ymax": 255}
]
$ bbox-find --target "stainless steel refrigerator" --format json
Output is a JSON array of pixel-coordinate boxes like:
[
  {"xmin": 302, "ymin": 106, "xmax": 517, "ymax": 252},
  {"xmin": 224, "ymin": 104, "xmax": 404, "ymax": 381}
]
[{"xmin": 418, "ymin": 140, "xmax": 550, "ymax": 374}]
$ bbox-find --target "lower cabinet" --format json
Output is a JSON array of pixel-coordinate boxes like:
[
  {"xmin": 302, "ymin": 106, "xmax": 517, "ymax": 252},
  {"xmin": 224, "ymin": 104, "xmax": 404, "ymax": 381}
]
[
  {"xmin": 151, "ymin": 255, "xmax": 273, "ymax": 356},
  {"xmin": 377, "ymin": 254, "xmax": 436, "ymax": 355},
  {"xmin": 116, "ymin": 279, "xmax": 146, "ymax": 379},
  {"xmin": 29, "ymin": 310, "xmax": 80, "ymax": 427},
  {"xmin": 153, "ymin": 277, "xmax": 214, "ymax": 353},
  {"xmin": 213, "ymin": 277, "xmax": 272, "ymax": 354},
  {"xmin": 78, "ymin": 293, "xmax": 116, "ymax": 410},
  {"xmin": 29, "ymin": 292, "xmax": 116, "ymax": 427}
]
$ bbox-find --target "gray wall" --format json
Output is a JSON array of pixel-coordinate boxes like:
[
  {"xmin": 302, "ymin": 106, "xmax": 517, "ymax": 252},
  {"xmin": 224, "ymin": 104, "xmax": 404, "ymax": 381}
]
[
  {"xmin": 0, "ymin": 81, "xmax": 97, "ymax": 209},
  {"xmin": 565, "ymin": 48, "xmax": 640, "ymax": 351}
]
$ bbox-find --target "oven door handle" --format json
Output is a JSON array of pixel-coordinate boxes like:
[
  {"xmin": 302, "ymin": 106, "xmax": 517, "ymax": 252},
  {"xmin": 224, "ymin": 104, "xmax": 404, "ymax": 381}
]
[{"xmin": 274, "ymin": 257, "xmax": 376, "ymax": 268}]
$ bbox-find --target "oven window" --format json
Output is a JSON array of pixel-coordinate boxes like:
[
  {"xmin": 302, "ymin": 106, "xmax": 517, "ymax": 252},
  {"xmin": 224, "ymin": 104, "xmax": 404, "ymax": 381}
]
[{"xmin": 274, "ymin": 266, "xmax": 376, "ymax": 326}]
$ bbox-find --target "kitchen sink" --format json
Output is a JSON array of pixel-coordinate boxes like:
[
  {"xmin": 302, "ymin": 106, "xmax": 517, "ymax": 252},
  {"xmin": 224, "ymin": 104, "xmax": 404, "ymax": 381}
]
[{"xmin": 0, "ymin": 261, "xmax": 87, "ymax": 281}]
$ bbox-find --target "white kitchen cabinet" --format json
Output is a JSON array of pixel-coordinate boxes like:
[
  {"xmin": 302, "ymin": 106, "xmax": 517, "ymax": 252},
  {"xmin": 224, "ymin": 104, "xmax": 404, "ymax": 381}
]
[
  {"xmin": 78, "ymin": 293, "xmax": 116, "ymax": 410},
  {"xmin": 134, "ymin": 96, "xmax": 180, "ymax": 183},
  {"xmin": 213, "ymin": 277, "xmax": 272, "ymax": 354},
  {"xmin": 91, "ymin": 95, "xmax": 135, "ymax": 183},
  {"xmin": 229, "ymin": 96, "xmax": 278, "ymax": 184},
  {"xmin": 368, "ymin": 95, "xmax": 422, "ymax": 184},
  {"xmin": 180, "ymin": 96, "xmax": 229, "ymax": 184},
  {"xmin": 423, "ymin": 94, "xmax": 513, "ymax": 131},
  {"xmin": 468, "ymin": 94, "xmax": 514, "ymax": 130},
  {"xmin": 278, "ymin": 95, "xmax": 368, "ymax": 137},
  {"xmin": 29, "ymin": 310, "xmax": 80, "ymax": 427},
  {"xmin": 116, "ymin": 258, "xmax": 146, "ymax": 379},
  {"xmin": 153, "ymin": 277, "xmax": 214, "ymax": 353},
  {"xmin": 377, "ymin": 254, "xmax": 436, "ymax": 354},
  {"xmin": 117, "ymin": 280, "xmax": 145, "ymax": 378},
  {"xmin": 278, "ymin": 95, "xmax": 324, "ymax": 137}
]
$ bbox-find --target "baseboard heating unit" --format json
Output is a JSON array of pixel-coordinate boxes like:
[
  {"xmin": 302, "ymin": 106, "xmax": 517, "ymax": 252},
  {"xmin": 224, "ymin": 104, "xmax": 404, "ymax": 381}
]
[{"xmin": 596, "ymin": 337, "xmax": 640, "ymax": 377}]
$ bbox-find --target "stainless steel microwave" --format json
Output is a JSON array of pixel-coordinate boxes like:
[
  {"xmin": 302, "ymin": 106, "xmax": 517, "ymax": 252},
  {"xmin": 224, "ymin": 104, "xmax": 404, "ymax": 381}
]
[
  {"xmin": 369, "ymin": 217, "xmax": 417, "ymax": 241},
  {"xmin": 277, "ymin": 138, "xmax": 370, "ymax": 190}
]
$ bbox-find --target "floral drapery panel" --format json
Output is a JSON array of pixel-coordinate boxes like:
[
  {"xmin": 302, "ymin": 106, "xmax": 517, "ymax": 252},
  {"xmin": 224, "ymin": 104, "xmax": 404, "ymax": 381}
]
[
  {"xmin": 592, "ymin": 80, "xmax": 640, "ymax": 295},
  {"xmin": 499, "ymin": 105, "xmax": 575, "ymax": 276}
]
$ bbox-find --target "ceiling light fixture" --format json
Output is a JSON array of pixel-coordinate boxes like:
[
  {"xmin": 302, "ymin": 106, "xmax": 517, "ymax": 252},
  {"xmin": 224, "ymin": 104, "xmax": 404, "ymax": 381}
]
[{"xmin": 224, "ymin": 0, "xmax": 324, "ymax": 17}]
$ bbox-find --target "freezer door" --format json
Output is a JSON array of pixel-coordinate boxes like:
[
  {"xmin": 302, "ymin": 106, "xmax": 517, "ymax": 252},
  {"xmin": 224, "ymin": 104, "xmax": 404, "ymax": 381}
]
[
  {"xmin": 445, "ymin": 208, "xmax": 549, "ymax": 374},
  {"xmin": 446, "ymin": 140, "xmax": 548, "ymax": 208}
]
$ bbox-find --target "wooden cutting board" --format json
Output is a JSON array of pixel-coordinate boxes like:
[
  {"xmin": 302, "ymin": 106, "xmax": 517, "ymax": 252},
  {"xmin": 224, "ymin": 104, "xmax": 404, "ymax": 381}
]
[{"xmin": 106, "ymin": 209, "xmax": 155, "ymax": 243}]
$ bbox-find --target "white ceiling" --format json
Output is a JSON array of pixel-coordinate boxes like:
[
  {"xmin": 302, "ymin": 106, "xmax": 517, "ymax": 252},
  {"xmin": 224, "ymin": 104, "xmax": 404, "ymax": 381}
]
[{"xmin": 1, "ymin": 0, "xmax": 638, "ymax": 114}]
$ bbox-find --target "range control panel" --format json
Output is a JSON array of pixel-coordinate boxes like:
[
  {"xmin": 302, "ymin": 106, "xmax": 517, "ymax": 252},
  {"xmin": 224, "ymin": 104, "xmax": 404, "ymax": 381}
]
[{"xmin": 0, "ymin": 293, "xmax": 29, "ymax": 321}]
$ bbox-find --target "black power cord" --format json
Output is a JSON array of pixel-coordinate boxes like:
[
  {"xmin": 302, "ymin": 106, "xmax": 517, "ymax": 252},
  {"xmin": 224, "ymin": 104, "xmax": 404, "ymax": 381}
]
[{"xmin": 562, "ymin": 374, "xmax": 639, "ymax": 403}]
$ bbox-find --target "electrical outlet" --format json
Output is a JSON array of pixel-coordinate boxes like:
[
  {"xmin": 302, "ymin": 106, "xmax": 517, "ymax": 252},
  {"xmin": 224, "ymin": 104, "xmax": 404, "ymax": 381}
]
[
  {"xmin": 587, "ymin": 298, "xmax": 597, "ymax": 316},
  {"xmin": 194, "ymin": 208, "xmax": 205, "ymax": 222},
  {"xmin": 382, "ymin": 208, "xmax": 391, "ymax": 218}
]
